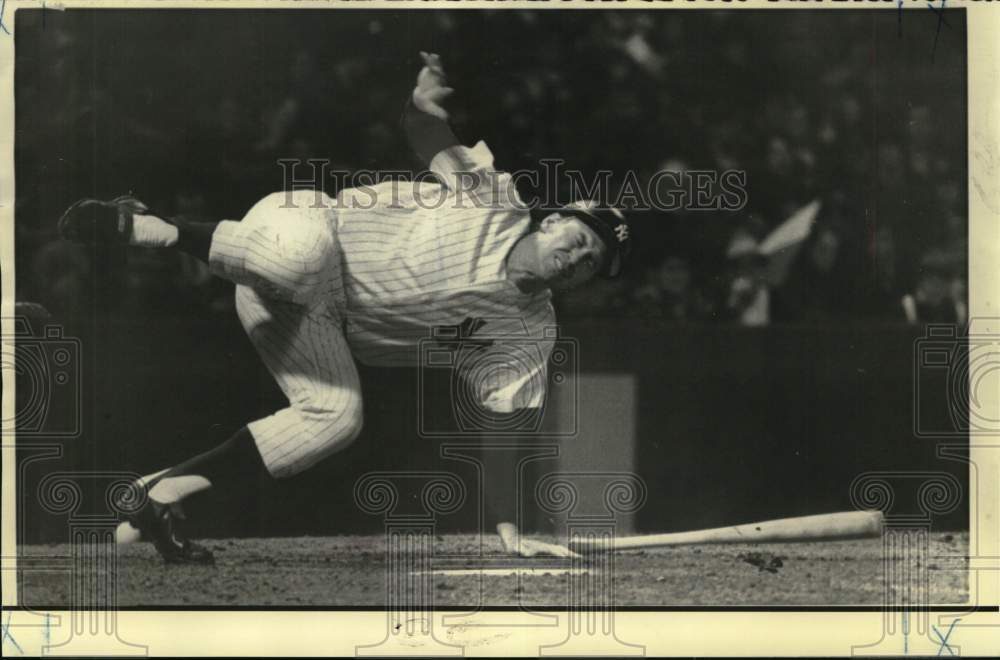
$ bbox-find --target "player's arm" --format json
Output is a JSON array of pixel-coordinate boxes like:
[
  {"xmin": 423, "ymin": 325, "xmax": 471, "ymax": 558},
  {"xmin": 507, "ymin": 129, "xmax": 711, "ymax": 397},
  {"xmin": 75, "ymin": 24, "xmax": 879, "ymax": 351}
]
[
  {"xmin": 404, "ymin": 52, "xmax": 460, "ymax": 165},
  {"xmin": 480, "ymin": 440, "xmax": 579, "ymax": 558},
  {"xmin": 470, "ymin": 329, "xmax": 578, "ymax": 559},
  {"xmin": 404, "ymin": 52, "xmax": 513, "ymax": 205}
]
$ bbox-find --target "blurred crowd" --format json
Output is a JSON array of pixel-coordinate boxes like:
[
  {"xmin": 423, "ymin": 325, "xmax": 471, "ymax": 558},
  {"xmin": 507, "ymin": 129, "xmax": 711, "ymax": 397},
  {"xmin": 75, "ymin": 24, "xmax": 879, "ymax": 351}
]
[{"xmin": 17, "ymin": 10, "xmax": 968, "ymax": 326}]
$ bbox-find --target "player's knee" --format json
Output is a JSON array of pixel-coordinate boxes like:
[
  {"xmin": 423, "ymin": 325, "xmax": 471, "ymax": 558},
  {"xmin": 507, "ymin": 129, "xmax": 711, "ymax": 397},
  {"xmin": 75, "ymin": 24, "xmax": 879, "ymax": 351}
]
[
  {"xmin": 265, "ymin": 409, "xmax": 363, "ymax": 479},
  {"xmin": 244, "ymin": 220, "xmax": 335, "ymax": 303},
  {"xmin": 239, "ymin": 190, "xmax": 339, "ymax": 301},
  {"xmin": 305, "ymin": 396, "xmax": 364, "ymax": 450},
  {"xmin": 283, "ymin": 229, "xmax": 336, "ymax": 301}
]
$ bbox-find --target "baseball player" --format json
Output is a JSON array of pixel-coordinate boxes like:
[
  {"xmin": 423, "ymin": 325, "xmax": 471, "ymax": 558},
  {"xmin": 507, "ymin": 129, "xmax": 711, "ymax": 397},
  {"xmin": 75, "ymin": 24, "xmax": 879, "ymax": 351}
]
[{"xmin": 58, "ymin": 53, "xmax": 631, "ymax": 564}]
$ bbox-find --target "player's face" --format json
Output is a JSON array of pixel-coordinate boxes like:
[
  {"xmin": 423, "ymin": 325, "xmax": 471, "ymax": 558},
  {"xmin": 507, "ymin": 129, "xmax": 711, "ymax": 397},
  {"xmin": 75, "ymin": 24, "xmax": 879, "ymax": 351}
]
[{"xmin": 536, "ymin": 213, "xmax": 608, "ymax": 291}]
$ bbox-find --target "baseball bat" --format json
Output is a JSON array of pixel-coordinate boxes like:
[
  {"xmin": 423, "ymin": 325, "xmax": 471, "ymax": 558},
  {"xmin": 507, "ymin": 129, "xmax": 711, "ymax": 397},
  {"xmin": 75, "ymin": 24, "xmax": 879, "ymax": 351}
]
[{"xmin": 568, "ymin": 510, "xmax": 883, "ymax": 552}]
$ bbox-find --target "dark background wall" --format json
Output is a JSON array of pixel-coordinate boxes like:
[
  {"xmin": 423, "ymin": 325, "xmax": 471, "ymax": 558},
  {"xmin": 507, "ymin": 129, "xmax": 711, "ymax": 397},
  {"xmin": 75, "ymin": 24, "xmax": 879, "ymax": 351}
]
[{"xmin": 17, "ymin": 316, "xmax": 967, "ymax": 543}]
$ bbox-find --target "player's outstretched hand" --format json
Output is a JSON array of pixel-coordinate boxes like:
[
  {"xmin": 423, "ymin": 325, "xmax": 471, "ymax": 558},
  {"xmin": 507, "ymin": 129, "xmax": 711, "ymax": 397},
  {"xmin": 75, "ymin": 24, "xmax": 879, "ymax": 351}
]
[
  {"xmin": 497, "ymin": 522, "xmax": 581, "ymax": 558},
  {"xmin": 413, "ymin": 51, "xmax": 454, "ymax": 120}
]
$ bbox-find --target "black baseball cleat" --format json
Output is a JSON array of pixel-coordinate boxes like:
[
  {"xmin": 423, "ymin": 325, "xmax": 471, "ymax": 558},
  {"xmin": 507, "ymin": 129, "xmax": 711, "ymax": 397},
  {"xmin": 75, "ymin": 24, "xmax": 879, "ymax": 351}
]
[
  {"xmin": 57, "ymin": 195, "xmax": 153, "ymax": 246},
  {"xmin": 125, "ymin": 498, "xmax": 216, "ymax": 566}
]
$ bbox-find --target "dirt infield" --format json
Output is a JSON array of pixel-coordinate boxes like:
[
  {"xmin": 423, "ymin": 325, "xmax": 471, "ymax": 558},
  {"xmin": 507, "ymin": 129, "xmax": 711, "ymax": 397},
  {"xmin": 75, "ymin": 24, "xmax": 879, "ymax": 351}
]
[{"xmin": 19, "ymin": 532, "xmax": 968, "ymax": 607}]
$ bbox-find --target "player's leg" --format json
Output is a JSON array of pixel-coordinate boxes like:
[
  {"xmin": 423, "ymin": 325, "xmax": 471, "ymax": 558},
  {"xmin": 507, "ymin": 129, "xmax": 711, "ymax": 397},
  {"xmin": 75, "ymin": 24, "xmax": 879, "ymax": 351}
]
[
  {"xmin": 118, "ymin": 290, "xmax": 362, "ymax": 564},
  {"xmin": 58, "ymin": 191, "xmax": 338, "ymax": 304},
  {"xmin": 89, "ymin": 191, "xmax": 353, "ymax": 563},
  {"xmin": 231, "ymin": 285, "xmax": 364, "ymax": 478},
  {"xmin": 118, "ymin": 326, "xmax": 363, "ymax": 562}
]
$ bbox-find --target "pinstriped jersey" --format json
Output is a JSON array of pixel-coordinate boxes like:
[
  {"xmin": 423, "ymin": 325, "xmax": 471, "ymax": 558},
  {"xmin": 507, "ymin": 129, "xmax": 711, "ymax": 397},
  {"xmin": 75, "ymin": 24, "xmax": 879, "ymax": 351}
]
[{"xmin": 335, "ymin": 141, "xmax": 555, "ymax": 413}]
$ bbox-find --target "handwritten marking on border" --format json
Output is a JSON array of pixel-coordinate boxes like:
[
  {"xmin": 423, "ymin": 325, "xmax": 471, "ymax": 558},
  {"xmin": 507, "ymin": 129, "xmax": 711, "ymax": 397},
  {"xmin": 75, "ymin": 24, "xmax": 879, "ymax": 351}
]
[
  {"xmin": 0, "ymin": 0, "xmax": 10, "ymax": 36},
  {"xmin": 1, "ymin": 612, "xmax": 23, "ymax": 655},
  {"xmin": 932, "ymin": 618, "xmax": 960, "ymax": 657}
]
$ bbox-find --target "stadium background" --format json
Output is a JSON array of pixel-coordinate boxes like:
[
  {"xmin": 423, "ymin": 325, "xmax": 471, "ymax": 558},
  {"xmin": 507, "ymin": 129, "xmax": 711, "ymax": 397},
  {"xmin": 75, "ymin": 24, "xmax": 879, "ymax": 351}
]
[{"xmin": 14, "ymin": 9, "xmax": 968, "ymax": 542}]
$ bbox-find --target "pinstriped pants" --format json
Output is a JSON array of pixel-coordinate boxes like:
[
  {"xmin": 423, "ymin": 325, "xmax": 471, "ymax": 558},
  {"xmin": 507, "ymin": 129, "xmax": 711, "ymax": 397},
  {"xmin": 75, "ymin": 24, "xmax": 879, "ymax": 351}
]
[{"xmin": 209, "ymin": 191, "xmax": 363, "ymax": 478}]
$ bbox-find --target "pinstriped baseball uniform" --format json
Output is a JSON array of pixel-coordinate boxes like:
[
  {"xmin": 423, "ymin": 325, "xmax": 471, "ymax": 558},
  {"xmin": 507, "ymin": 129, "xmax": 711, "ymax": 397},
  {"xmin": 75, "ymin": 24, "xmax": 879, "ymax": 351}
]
[{"xmin": 208, "ymin": 141, "xmax": 555, "ymax": 477}]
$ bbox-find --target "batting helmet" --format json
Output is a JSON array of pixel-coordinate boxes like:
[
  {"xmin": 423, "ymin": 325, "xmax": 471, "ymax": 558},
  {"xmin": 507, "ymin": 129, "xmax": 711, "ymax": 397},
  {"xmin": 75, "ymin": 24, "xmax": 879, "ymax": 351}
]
[{"xmin": 560, "ymin": 200, "xmax": 632, "ymax": 278}]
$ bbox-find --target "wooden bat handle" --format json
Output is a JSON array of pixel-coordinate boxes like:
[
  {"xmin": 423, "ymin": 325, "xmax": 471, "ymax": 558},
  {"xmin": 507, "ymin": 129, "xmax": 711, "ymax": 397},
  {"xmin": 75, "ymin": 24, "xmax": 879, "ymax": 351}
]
[{"xmin": 569, "ymin": 510, "xmax": 884, "ymax": 551}]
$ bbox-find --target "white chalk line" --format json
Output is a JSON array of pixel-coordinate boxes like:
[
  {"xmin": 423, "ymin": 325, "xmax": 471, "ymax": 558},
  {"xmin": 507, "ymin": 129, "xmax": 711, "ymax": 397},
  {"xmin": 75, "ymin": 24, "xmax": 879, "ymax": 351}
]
[{"xmin": 412, "ymin": 567, "xmax": 590, "ymax": 577}]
